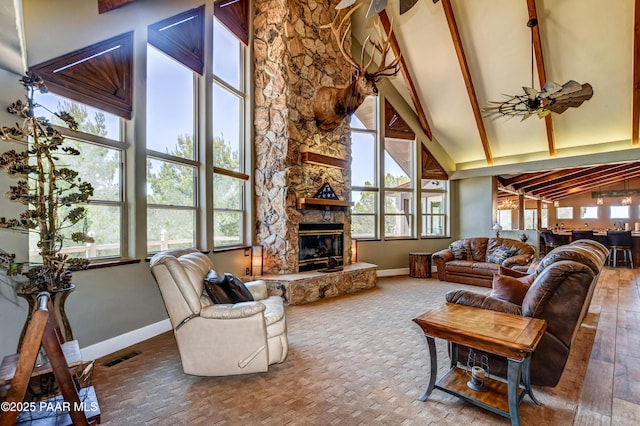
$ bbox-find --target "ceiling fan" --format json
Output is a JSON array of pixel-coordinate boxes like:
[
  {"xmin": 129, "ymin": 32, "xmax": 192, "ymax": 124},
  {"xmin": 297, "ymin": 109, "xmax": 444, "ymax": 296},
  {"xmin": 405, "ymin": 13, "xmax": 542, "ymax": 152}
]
[
  {"xmin": 483, "ymin": 80, "xmax": 594, "ymax": 121},
  {"xmin": 484, "ymin": 18, "xmax": 593, "ymax": 120}
]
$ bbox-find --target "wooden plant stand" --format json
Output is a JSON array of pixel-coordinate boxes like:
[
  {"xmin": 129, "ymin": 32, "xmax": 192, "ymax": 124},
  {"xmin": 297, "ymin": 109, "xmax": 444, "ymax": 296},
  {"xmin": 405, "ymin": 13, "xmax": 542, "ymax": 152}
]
[{"xmin": 0, "ymin": 293, "xmax": 100, "ymax": 426}]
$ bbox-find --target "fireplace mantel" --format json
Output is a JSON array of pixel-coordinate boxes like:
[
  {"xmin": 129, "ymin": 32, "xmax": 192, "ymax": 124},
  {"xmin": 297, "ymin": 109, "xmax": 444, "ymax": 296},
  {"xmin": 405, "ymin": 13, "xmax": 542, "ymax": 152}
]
[{"xmin": 296, "ymin": 197, "xmax": 353, "ymax": 210}]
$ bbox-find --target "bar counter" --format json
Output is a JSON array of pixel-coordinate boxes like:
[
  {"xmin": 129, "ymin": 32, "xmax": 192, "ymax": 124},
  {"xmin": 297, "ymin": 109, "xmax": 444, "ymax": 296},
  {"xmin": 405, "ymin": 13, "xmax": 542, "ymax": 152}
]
[{"xmin": 549, "ymin": 230, "xmax": 640, "ymax": 266}]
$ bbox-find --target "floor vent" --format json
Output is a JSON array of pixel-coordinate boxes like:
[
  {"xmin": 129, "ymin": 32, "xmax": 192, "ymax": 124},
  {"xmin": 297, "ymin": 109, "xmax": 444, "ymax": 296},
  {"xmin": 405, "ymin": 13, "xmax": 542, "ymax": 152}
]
[{"xmin": 102, "ymin": 351, "xmax": 141, "ymax": 367}]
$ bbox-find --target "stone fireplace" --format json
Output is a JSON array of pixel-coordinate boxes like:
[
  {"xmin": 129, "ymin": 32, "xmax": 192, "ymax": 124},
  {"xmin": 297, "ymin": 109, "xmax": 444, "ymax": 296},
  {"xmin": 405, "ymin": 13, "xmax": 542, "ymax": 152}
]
[{"xmin": 253, "ymin": 0, "xmax": 353, "ymax": 275}]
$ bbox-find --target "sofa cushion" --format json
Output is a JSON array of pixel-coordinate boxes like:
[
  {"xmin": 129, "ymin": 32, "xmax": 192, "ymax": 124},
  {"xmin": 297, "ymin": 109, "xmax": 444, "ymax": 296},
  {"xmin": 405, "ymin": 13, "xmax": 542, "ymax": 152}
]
[
  {"xmin": 223, "ymin": 273, "xmax": 255, "ymax": 303},
  {"xmin": 487, "ymin": 246, "xmax": 516, "ymax": 264},
  {"xmin": 449, "ymin": 241, "xmax": 471, "ymax": 260},
  {"xmin": 204, "ymin": 269, "xmax": 233, "ymax": 304},
  {"xmin": 490, "ymin": 273, "xmax": 535, "ymax": 305}
]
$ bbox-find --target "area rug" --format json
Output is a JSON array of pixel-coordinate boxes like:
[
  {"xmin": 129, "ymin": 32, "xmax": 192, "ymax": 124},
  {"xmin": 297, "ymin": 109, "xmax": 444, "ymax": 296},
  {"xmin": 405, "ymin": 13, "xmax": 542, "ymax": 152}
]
[{"xmin": 94, "ymin": 276, "xmax": 597, "ymax": 425}]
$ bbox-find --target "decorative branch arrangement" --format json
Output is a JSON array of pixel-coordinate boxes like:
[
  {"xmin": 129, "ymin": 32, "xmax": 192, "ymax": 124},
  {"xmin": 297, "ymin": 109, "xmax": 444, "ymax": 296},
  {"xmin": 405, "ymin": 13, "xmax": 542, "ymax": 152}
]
[{"xmin": 0, "ymin": 72, "xmax": 94, "ymax": 293}]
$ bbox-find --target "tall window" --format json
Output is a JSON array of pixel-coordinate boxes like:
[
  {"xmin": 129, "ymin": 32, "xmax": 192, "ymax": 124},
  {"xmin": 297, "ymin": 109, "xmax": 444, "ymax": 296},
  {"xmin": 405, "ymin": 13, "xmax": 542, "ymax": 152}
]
[
  {"xmin": 212, "ymin": 19, "xmax": 247, "ymax": 248},
  {"xmin": 421, "ymin": 179, "xmax": 446, "ymax": 236},
  {"xmin": 351, "ymin": 97, "xmax": 378, "ymax": 239},
  {"xmin": 384, "ymin": 137, "xmax": 415, "ymax": 238},
  {"xmin": 146, "ymin": 45, "xmax": 197, "ymax": 253},
  {"xmin": 33, "ymin": 92, "xmax": 123, "ymax": 261},
  {"xmin": 524, "ymin": 208, "xmax": 537, "ymax": 229}
]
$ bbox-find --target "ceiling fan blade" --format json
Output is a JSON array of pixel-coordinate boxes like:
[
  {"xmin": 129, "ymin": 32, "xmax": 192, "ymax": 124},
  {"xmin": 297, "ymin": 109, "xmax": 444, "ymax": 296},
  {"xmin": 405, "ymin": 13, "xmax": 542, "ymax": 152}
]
[
  {"xmin": 547, "ymin": 80, "xmax": 583, "ymax": 99},
  {"xmin": 335, "ymin": 0, "xmax": 357, "ymax": 9},
  {"xmin": 400, "ymin": 0, "xmax": 419, "ymax": 14},
  {"xmin": 522, "ymin": 87, "xmax": 538, "ymax": 100},
  {"xmin": 539, "ymin": 81, "xmax": 563, "ymax": 98},
  {"xmin": 366, "ymin": 0, "xmax": 387, "ymax": 18},
  {"xmin": 546, "ymin": 83, "xmax": 594, "ymax": 114}
]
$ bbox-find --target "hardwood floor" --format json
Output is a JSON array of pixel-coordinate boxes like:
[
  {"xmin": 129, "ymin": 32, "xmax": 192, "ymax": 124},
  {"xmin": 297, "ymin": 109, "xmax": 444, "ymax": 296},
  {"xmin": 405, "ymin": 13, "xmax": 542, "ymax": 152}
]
[
  {"xmin": 89, "ymin": 268, "xmax": 640, "ymax": 425},
  {"xmin": 574, "ymin": 267, "xmax": 640, "ymax": 425}
]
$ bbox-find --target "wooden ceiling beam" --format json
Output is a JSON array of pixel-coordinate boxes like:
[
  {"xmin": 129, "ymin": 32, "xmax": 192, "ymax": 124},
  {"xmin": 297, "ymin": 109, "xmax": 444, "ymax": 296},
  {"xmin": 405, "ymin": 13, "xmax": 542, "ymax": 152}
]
[
  {"xmin": 517, "ymin": 164, "xmax": 626, "ymax": 193},
  {"xmin": 526, "ymin": 0, "xmax": 555, "ymax": 156},
  {"xmin": 439, "ymin": 0, "xmax": 493, "ymax": 164},
  {"xmin": 632, "ymin": 0, "xmax": 640, "ymax": 145},
  {"xmin": 537, "ymin": 166, "xmax": 640, "ymax": 199},
  {"xmin": 527, "ymin": 164, "xmax": 640, "ymax": 195},
  {"xmin": 379, "ymin": 10, "xmax": 433, "ymax": 141}
]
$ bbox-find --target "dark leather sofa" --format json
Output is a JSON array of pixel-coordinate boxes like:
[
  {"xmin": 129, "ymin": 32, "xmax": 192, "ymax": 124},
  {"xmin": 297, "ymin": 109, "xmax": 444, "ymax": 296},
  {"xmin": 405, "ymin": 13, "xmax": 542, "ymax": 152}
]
[
  {"xmin": 433, "ymin": 237, "xmax": 536, "ymax": 287},
  {"xmin": 445, "ymin": 239, "xmax": 608, "ymax": 387}
]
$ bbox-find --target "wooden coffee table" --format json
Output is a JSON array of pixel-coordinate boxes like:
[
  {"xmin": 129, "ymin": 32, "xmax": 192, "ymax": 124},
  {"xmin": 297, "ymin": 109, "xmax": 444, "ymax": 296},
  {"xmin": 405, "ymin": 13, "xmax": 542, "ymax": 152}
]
[{"xmin": 413, "ymin": 303, "xmax": 547, "ymax": 426}]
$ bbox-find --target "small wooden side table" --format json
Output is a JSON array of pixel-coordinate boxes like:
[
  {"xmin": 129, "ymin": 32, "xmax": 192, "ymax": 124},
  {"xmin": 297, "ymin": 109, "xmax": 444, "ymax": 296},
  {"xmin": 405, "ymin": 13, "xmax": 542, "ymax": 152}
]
[
  {"xmin": 409, "ymin": 252, "xmax": 432, "ymax": 278},
  {"xmin": 413, "ymin": 303, "xmax": 547, "ymax": 426}
]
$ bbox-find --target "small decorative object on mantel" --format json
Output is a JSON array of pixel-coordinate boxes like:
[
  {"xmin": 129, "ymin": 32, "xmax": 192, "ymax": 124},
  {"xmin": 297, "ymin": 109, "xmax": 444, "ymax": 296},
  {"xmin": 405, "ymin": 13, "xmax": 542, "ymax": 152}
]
[
  {"xmin": 520, "ymin": 233, "xmax": 528, "ymax": 243},
  {"xmin": 313, "ymin": 182, "xmax": 340, "ymax": 200}
]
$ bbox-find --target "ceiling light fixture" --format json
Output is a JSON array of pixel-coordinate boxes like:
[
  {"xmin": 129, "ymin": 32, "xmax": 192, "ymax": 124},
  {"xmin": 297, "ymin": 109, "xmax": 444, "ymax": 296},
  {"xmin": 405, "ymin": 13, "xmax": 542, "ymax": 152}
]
[{"xmin": 483, "ymin": 18, "xmax": 593, "ymax": 120}]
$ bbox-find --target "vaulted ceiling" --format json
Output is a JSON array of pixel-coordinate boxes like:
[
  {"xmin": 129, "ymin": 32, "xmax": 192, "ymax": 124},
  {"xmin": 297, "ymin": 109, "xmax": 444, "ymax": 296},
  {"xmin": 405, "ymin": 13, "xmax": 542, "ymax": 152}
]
[{"xmin": 351, "ymin": 0, "xmax": 640, "ymax": 192}]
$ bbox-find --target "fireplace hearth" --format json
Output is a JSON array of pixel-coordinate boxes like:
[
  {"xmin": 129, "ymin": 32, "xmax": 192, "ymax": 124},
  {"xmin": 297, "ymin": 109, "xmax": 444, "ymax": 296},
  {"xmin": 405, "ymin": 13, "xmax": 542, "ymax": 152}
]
[{"xmin": 298, "ymin": 223, "xmax": 344, "ymax": 272}]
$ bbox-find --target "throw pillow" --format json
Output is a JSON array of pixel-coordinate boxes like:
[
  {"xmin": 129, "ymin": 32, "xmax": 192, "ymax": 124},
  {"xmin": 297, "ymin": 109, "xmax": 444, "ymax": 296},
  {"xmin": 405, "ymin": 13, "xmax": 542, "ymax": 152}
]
[
  {"xmin": 449, "ymin": 242, "xmax": 470, "ymax": 260},
  {"xmin": 204, "ymin": 269, "xmax": 233, "ymax": 304},
  {"xmin": 526, "ymin": 259, "xmax": 541, "ymax": 275},
  {"xmin": 490, "ymin": 273, "xmax": 535, "ymax": 305},
  {"xmin": 223, "ymin": 273, "xmax": 254, "ymax": 303},
  {"xmin": 486, "ymin": 246, "xmax": 516, "ymax": 264}
]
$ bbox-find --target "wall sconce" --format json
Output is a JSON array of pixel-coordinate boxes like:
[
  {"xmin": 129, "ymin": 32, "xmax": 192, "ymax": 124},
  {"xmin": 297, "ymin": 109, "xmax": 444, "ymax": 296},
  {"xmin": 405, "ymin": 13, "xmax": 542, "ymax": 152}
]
[
  {"xmin": 553, "ymin": 200, "xmax": 560, "ymax": 207},
  {"xmin": 492, "ymin": 223, "xmax": 502, "ymax": 238},
  {"xmin": 351, "ymin": 239, "xmax": 357, "ymax": 263},
  {"xmin": 251, "ymin": 245, "xmax": 263, "ymax": 277}
]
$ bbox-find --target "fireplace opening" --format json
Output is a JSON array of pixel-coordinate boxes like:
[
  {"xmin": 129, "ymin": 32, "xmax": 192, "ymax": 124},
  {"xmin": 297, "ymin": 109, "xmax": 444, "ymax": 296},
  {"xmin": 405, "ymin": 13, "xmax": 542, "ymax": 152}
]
[{"xmin": 298, "ymin": 223, "xmax": 344, "ymax": 272}]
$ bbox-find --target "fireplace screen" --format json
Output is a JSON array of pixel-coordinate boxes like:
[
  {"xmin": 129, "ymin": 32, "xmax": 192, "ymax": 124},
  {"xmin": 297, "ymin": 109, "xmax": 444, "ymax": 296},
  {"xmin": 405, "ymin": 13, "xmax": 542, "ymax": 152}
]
[{"xmin": 298, "ymin": 223, "xmax": 344, "ymax": 272}]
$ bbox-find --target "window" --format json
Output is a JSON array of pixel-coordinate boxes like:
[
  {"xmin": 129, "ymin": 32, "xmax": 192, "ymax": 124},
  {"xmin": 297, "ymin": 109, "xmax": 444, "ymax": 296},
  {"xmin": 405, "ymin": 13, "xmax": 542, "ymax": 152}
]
[
  {"xmin": 556, "ymin": 207, "xmax": 573, "ymax": 220},
  {"xmin": 146, "ymin": 45, "xmax": 197, "ymax": 253},
  {"xmin": 351, "ymin": 97, "xmax": 378, "ymax": 239},
  {"xmin": 384, "ymin": 137, "xmax": 415, "ymax": 238},
  {"xmin": 610, "ymin": 205, "xmax": 630, "ymax": 219},
  {"xmin": 497, "ymin": 210, "xmax": 513, "ymax": 230},
  {"xmin": 32, "ymin": 92, "xmax": 123, "ymax": 261},
  {"xmin": 524, "ymin": 208, "xmax": 537, "ymax": 229},
  {"xmin": 212, "ymin": 19, "xmax": 248, "ymax": 248},
  {"xmin": 580, "ymin": 206, "xmax": 599, "ymax": 219},
  {"xmin": 421, "ymin": 180, "xmax": 447, "ymax": 236},
  {"xmin": 541, "ymin": 204, "xmax": 549, "ymax": 229}
]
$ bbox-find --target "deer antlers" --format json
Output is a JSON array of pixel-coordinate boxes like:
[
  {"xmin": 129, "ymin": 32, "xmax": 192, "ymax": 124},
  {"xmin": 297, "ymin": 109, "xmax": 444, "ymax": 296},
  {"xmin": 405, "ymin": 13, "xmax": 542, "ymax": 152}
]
[{"xmin": 321, "ymin": 3, "xmax": 401, "ymax": 82}]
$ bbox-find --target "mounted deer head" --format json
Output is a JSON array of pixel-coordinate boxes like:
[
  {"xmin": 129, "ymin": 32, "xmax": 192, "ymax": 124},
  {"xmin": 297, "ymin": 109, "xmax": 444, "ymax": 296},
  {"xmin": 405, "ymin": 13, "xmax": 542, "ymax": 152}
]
[{"xmin": 313, "ymin": 5, "xmax": 401, "ymax": 131}]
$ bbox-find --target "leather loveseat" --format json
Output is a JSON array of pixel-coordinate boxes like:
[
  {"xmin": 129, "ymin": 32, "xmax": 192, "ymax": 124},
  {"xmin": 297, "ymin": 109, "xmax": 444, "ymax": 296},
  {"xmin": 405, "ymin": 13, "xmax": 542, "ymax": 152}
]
[
  {"xmin": 150, "ymin": 248, "xmax": 288, "ymax": 376},
  {"xmin": 445, "ymin": 239, "xmax": 608, "ymax": 387},
  {"xmin": 433, "ymin": 237, "xmax": 535, "ymax": 287}
]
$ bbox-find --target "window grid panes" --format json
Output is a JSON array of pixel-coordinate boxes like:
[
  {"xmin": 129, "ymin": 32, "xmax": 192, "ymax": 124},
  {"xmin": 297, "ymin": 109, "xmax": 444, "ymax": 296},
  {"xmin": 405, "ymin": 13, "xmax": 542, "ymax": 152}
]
[
  {"xmin": 212, "ymin": 18, "xmax": 247, "ymax": 248},
  {"xmin": 556, "ymin": 207, "xmax": 574, "ymax": 220},
  {"xmin": 421, "ymin": 179, "xmax": 447, "ymax": 237},
  {"xmin": 31, "ymin": 92, "xmax": 124, "ymax": 262},
  {"xmin": 146, "ymin": 45, "xmax": 197, "ymax": 253},
  {"xmin": 384, "ymin": 137, "xmax": 415, "ymax": 238},
  {"xmin": 351, "ymin": 96, "xmax": 378, "ymax": 239}
]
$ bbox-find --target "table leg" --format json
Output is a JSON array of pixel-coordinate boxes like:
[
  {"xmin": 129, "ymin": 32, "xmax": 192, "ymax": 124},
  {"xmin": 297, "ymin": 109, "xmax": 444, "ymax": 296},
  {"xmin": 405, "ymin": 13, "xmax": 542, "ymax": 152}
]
[
  {"xmin": 418, "ymin": 336, "xmax": 437, "ymax": 401},
  {"xmin": 507, "ymin": 358, "xmax": 522, "ymax": 426},
  {"xmin": 449, "ymin": 342, "xmax": 458, "ymax": 369},
  {"xmin": 521, "ymin": 354, "xmax": 543, "ymax": 406}
]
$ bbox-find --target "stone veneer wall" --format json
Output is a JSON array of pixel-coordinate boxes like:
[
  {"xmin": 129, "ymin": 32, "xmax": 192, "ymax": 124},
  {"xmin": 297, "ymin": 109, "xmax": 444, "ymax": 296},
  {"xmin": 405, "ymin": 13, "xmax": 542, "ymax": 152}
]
[{"xmin": 254, "ymin": 0, "xmax": 352, "ymax": 274}]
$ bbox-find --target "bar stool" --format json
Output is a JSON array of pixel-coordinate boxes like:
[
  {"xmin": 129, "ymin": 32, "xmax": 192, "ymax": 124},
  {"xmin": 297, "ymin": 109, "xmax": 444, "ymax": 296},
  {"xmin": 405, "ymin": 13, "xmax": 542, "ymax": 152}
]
[{"xmin": 606, "ymin": 230, "xmax": 634, "ymax": 268}]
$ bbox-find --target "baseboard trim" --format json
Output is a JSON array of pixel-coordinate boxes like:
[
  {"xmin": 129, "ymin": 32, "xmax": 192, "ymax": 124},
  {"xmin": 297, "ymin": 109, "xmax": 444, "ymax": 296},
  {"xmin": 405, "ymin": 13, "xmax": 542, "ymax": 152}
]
[
  {"xmin": 81, "ymin": 318, "xmax": 172, "ymax": 361},
  {"xmin": 377, "ymin": 268, "xmax": 409, "ymax": 277}
]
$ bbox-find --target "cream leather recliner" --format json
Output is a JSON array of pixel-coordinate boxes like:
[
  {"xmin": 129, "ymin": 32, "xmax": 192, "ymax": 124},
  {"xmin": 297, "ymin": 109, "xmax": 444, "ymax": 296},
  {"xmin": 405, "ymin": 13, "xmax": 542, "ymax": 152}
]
[{"xmin": 149, "ymin": 248, "xmax": 288, "ymax": 376}]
